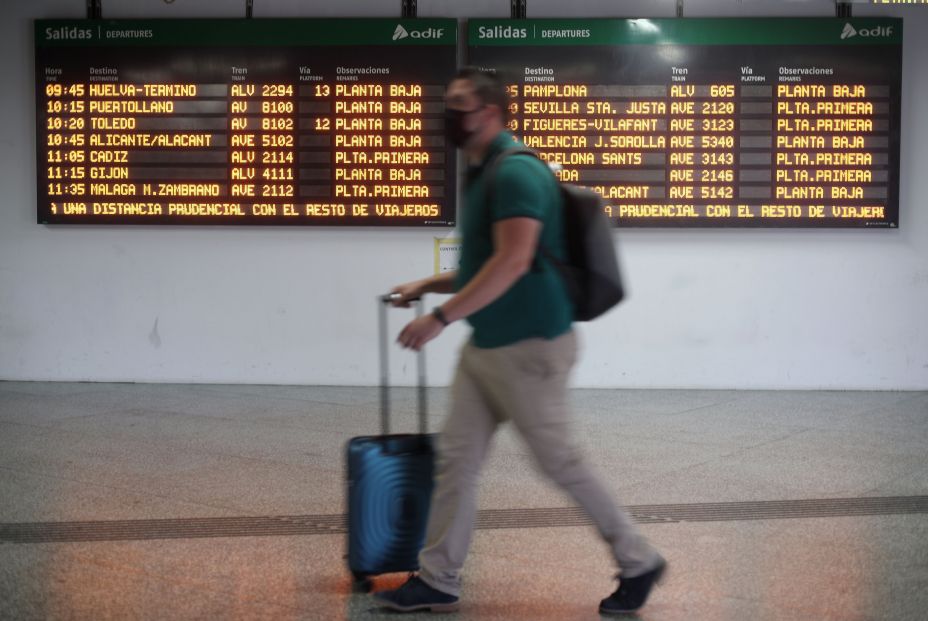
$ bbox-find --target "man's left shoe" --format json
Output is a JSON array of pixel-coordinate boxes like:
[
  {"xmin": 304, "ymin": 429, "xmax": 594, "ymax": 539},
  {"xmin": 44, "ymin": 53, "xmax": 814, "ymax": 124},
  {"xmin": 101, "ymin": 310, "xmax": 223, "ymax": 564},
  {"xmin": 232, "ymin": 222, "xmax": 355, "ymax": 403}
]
[
  {"xmin": 599, "ymin": 557, "xmax": 667, "ymax": 615},
  {"xmin": 372, "ymin": 575, "xmax": 460, "ymax": 613}
]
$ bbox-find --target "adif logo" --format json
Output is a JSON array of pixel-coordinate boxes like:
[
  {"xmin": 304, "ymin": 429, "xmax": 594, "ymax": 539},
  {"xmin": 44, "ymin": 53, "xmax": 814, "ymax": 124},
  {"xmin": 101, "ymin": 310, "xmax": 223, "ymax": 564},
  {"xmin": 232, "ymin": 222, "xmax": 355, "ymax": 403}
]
[
  {"xmin": 841, "ymin": 22, "xmax": 894, "ymax": 40},
  {"xmin": 393, "ymin": 24, "xmax": 445, "ymax": 41}
]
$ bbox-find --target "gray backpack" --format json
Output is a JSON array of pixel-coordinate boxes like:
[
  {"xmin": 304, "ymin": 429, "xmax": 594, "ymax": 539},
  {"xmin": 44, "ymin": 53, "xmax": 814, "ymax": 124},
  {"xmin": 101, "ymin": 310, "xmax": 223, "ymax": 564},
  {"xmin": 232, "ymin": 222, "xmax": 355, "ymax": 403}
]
[{"xmin": 485, "ymin": 147, "xmax": 625, "ymax": 321}]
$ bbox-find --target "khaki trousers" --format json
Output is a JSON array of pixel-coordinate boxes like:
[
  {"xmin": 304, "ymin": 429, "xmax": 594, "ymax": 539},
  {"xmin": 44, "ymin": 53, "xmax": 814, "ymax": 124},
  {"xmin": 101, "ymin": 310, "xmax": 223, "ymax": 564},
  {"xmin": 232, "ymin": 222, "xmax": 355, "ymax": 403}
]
[{"xmin": 418, "ymin": 330, "xmax": 659, "ymax": 597}]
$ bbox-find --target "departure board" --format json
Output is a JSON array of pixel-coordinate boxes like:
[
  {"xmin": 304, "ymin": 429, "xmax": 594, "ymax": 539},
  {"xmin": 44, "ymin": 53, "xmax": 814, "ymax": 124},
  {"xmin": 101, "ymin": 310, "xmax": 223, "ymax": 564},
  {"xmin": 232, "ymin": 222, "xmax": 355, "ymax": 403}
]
[
  {"xmin": 35, "ymin": 19, "xmax": 457, "ymax": 226},
  {"xmin": 469, "ymin": 18, "xmax": 903, "ymax": 228}
]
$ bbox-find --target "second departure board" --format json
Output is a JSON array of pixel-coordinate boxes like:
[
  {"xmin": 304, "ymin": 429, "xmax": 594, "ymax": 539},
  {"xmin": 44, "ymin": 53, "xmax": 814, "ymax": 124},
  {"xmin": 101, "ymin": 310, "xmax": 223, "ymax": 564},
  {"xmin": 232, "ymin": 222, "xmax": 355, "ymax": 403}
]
[
  {"xmin": 469, "ymin": 18, "xmax": 903, "ymax": 228},
  {"xmin": 35, "ymin": 19, "xmax": 457, "ymax": 226}
]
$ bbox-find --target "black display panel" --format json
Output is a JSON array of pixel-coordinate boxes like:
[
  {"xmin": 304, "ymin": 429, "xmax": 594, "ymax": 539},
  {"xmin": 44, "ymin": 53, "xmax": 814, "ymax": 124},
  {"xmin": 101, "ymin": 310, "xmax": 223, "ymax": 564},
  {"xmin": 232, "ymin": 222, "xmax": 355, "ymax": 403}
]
[
  {"xmin": 469, "ymin": 18, "xmax": 903, "ymax": 228},
  {"xmin": 35, "ymin": 19, "xmax": 457, "ymax": 226}
]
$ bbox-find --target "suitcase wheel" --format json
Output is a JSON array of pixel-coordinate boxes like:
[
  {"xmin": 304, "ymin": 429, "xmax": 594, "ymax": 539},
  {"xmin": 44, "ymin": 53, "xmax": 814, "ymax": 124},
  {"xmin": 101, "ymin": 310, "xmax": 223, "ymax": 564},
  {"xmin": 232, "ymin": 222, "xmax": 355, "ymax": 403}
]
[{"xmin": 351, "ymin": 572, "xmax": 373, "ymax": 593}]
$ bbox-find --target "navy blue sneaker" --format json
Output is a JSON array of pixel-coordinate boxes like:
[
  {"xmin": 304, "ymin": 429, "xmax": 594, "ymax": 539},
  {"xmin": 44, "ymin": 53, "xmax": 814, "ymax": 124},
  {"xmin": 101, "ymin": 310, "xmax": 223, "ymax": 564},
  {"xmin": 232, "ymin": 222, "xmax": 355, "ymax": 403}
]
[
  {"xmin": 373, "ymin": 575, "xmax": 460, "ymax": 613},
  {"xmin": 599, "ymin": 558, "xmax": 667, "ymax": 615}
]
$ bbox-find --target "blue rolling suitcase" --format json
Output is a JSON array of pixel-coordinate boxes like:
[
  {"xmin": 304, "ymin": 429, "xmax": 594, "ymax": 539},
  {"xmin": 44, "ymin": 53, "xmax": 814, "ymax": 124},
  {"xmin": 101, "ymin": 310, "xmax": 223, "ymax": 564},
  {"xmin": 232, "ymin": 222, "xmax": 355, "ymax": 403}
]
[{"xmin": 346, "ymin": 294, "xmax": 436, "ymax": 590}]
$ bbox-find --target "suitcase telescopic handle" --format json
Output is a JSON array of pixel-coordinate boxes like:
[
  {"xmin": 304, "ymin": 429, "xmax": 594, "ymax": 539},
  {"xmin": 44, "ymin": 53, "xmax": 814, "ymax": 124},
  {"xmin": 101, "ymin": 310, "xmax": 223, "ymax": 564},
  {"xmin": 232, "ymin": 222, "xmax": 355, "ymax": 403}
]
[{"xmin": 378, "ymin": 294, "xmax": 428, "ymax": 436}]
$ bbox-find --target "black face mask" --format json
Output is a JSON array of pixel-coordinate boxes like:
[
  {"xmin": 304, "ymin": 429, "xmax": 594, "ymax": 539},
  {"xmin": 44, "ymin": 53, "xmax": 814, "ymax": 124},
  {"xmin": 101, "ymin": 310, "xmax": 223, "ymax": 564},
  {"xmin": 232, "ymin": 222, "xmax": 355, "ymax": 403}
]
[{"xmin": 444, "ymin": 106, "xmax": 483, "ymax": 148}]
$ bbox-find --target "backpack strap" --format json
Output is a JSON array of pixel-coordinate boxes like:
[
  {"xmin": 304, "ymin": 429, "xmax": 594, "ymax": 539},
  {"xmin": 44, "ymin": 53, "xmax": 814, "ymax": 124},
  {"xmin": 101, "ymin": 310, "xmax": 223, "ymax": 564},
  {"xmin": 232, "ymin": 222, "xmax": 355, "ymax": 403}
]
[
  {"xmin": 482, "ymin": 146, "xmax": 563, "ymax": 273},
  {"xmin": 482, "ymin": 146, "xmax": 542, "ymax": 213},
  {"xmin": 483, "ymin": 146, "xmax": 538, "ymax": 184}
]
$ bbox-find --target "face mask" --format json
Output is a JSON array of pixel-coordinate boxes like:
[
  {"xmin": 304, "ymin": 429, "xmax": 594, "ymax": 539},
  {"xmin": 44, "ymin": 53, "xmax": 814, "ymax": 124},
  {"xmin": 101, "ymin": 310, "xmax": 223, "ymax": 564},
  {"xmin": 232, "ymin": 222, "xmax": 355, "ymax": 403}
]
[{"xmin": 444, "ymin": 107, "xmax": 483, "ymax": 148}]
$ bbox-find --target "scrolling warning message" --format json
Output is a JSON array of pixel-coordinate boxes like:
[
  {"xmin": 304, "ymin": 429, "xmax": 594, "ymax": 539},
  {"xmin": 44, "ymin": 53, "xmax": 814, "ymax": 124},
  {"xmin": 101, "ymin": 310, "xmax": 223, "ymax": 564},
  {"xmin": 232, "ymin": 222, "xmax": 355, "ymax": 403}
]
[
  {"xmin": 35, "ymin": 19, "xmax": 457, "ymax": 226},
  {"xmin": 469, "ymin": 18, "xmax": 903, "ymax": 228}
]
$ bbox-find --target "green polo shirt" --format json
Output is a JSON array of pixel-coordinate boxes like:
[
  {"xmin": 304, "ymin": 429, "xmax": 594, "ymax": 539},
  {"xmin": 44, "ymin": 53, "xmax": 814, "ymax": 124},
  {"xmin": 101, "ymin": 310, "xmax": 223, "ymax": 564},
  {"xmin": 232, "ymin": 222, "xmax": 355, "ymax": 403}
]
[{"xmin": 455, "ymin": 132, "xmax": 573, "ymax": 349}]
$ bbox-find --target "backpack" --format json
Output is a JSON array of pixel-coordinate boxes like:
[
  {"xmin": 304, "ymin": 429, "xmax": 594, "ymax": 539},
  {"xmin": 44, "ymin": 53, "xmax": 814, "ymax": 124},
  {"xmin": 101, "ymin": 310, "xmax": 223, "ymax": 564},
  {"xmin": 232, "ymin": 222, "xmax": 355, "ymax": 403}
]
[{"xmin": 485, "ymin": 147, "xmax": 625, "ymax": 322}]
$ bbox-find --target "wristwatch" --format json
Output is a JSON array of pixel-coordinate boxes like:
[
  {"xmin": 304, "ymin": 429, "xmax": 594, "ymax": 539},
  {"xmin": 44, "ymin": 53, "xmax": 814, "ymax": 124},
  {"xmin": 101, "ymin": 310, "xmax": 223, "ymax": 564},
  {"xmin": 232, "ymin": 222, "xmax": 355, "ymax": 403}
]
[{"xmin": 432, "ymin": 306, "xmax": 450, "ymax": 326}]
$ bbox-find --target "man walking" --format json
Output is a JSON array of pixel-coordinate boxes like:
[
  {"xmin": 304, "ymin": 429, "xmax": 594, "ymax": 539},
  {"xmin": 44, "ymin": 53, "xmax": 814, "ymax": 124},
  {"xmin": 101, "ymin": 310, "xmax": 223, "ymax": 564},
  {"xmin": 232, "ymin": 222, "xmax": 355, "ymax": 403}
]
[{"xmin": 374, "ymin": 67, "xmax": 666, "ymax": 616}]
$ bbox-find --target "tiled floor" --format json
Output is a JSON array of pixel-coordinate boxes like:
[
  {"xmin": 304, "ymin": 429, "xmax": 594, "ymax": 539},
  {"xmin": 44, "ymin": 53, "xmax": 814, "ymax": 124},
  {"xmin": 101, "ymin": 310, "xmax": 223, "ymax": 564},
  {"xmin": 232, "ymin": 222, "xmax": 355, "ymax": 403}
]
[{"xmin": 1, "ymin": 382, "xmax": 926, "ymax": 620}]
